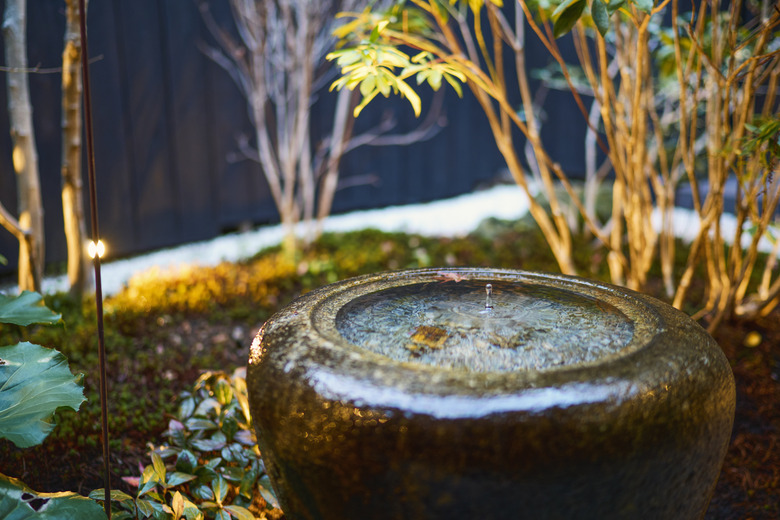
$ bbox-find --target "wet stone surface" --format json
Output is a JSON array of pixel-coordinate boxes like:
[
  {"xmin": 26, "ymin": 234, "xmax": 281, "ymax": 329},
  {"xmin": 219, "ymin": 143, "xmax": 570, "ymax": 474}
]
[
  {"xmin": 249, "ymin": 269, "xmax": 736, "ymax": 520},
  {"xmin": 336, "ymin": 280, "xmax": 634, "ymax": 372}
]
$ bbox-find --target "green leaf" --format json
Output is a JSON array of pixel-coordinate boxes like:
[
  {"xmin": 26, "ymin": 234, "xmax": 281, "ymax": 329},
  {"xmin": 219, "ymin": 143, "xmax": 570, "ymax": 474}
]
[
  {"xmin": 135, "ymin": 498, "xmax": 155, "ymax": 517},
  {"xmin": 178, "ymin": 396, "xmax": 195, "ymax": 420},
  {"xmin": 151, "ymin": 452, "xmax": 167, "ymax": 483},
  {"xmin": 0, "ymin": 474, "xmax": 107, "ymax": 519},
  {"xmin": 360, "ymin": 75, "xmax": 376, "ymax": 97},
  {"xmin": 369, "ymin": 20, "xmax": 389, "ymax": 43},
  {"xmin": 0, "ymin": 343, "xmax": 85, "ymax": 448},
  {"xmin": 181, "ymin": 497, "xmax": 202, "ymax": 520},
  {"xmin": 353, "ymin": 88, "xmax": 380, "ymax": 117},
  {"xmin": 238, "ymin": 463, "xmax": 259, "ymax": 500},
  {"xmin": 258, "ymin": 475, "xmax": 279, "ymax": 509},
  {"xmin": 376, "ymin": 73, "xmax": 391, "ymax": 97},
  {"xmin": 191, "ymin": 482, "xmax": 214, "ymax": 501},
  {"xmin": 234, "ymin": 429, "xmax": 254, "ymax": 446},
  {"xmin": 213, "ymin": 475, "xmax": 228, "ymax": 504},
  {"xmin": 166, "ymin": 472, "xmax": 197, "ymax": 487},
  {"xmin": 185, "ymin": 418, "xmax": 218, "ymax": 431},
  {"xmin": 396, "ymin": 78, "xmax": 422, "ymax": 117},
  {"xmin": 166, "ymin": 419, "xmax": 188, "ymax": 447},
  {"xmin": 631, "ymin": 0, "xmax": 654, "ymax": 14},
  {"xmin": 443, "ymin": 73, "xmax": 464, "ymax": 97},
  {"xmin": 191, "ymin": 438, "xmax": 226, "ymax": 452},
  {"xmin": 221, "ymin": 466, "xmax": 247, "ymax": 484},
  {"xmin": 138, "ymin": 466, "xmax": 159, "ymax": 497},
  {"xmin": 0, "ymin": 255, "xmax": 6, "ymax": 266},
  {"xmin": 221, "ymin": 443, "xmax": 249, "ymax": 466},
  {"xmin": 194, "ymin": 398, "xmax": 221, "ymax": 417},
  {"xmin": 88, "ymin": 489, "xmax": 135, "ymax": 503},
  {"xmin": 427, "ymin": 69, "xmax": 443, "ymax": 90},
  {"xmin": 0, "ymin": 291, "xmax": 61, "ymax": 327},
  {"xmin": 552, "ymin": 0, "xmax": 587, "ymax": 38},
  {"xmin": 224, "ymin": 505, "xmax": 255, "ymax": 520},
  {"xmin": 221, "ymin": 416, "xmax": 239, "ymax": 442},
  {"xmin": 590, "ymin": 0, "xmax": 609, "ymax": 36},
  {"xmin": 171, "ymin": 491, "xmax": 184, "ymax": 519},
  {"xmin": 607, "ymin": 0, "xmax": 626, "ymax": 15},
  {"xmin": 176, "ymin": 450, "xmax": 198, "ymax": 474}
]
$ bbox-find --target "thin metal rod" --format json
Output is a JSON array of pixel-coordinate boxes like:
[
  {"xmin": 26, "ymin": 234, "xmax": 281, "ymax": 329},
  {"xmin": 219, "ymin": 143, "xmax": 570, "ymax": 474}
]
[{"xmin": 77, "ymin": 1, "xmax": 111, "ymax": 517}]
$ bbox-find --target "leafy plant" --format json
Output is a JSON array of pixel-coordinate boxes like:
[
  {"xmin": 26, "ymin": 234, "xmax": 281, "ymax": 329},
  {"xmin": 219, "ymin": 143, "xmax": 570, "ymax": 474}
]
[
  {"xmin": 91, "ymin": 369, "xmax": 282, "ymax": 520},
  {"xmin": 0, "ymin": 290, "xmax": 105, "ymax": 518},
  {"xmin": 328, "ymin": 0, "xmax": 780, "ymax": 329},
  {"xmin": 0, "ymin": 475, "xmax": 105, "ymax": 520}
]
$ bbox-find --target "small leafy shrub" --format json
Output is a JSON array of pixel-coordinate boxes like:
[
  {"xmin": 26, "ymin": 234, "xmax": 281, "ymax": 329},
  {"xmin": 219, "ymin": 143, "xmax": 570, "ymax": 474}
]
[
  {"xmin": 91, "ymin": 369, "xmax": 282, "ymax": 520},
  {"xmin": 0, "ymin": 291, "xmax": 106, "ymax": 518}
]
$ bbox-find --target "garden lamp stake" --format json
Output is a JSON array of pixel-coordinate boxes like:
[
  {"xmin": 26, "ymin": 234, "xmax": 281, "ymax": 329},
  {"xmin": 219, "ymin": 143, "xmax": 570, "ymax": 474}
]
[{"xmin": 78, "ymin": 0, "xmax": 111, "ymax": 517}]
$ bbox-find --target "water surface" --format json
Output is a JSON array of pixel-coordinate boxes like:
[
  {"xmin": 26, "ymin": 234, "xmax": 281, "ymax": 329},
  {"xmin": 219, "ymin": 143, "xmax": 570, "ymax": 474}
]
[{"xmin": 336, "ymin": 280, "xmax": 634, "ymax": 373}]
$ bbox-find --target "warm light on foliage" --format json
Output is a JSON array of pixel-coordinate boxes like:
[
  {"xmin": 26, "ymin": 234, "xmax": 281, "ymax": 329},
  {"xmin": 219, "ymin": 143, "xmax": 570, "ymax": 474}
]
[{"xmin": 106, "ymin": 255, "xmax": 298, "ymax": 318}]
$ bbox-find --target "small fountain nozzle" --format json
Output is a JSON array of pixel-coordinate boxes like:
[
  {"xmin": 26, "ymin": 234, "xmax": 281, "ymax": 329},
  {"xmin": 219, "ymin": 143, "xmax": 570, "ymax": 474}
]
[{"xmin": 485, "ymin": 284, "xmax": 494, "ymax": 309}]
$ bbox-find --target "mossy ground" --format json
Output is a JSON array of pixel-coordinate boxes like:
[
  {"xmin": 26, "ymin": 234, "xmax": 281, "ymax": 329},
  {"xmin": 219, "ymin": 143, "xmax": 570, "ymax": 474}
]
[{"xmin": 0, "ymin": 221, "xmax": 777, "ymax": 519}]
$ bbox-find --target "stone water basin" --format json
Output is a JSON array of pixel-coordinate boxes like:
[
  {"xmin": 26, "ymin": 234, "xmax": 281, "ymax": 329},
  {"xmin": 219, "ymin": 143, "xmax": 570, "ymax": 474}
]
[{"xmin": 247, "ymin": 268, "xmax": 735, "ymax": 520}]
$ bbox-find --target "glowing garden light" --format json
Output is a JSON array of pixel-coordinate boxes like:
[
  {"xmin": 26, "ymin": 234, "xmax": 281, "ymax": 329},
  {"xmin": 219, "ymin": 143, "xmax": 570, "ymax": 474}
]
[{"xmin": 88, "ymin": 239, "xmax": 106, "ymax": 259}]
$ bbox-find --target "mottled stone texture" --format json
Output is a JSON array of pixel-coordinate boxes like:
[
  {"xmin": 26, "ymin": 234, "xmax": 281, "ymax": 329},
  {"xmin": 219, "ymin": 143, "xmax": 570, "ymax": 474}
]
[{"xmin": 247, "ymin": 268, "xmax": 735, "ymax": 520}]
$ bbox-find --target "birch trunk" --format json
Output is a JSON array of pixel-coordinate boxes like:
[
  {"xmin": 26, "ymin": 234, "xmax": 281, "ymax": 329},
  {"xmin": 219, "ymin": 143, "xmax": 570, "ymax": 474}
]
[
  {"xmin": 3, "ymin": 0, "xmax": 43, "ymax": 292},
  {"xmin": 61, "ymin": 0, "xmax": 90, "ymax": 298}
]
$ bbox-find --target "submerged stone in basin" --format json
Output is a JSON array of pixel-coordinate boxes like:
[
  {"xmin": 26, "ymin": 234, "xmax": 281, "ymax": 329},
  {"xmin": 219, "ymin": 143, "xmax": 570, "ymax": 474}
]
[{"xmin": 247, "ymin": 268, "xmax": 735, "ymax": 520}]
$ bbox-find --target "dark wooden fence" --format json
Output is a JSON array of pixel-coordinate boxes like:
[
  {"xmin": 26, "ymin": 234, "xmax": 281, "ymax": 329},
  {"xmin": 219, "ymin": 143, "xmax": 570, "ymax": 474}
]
[{"xmin": 0, "ymin": 1, "xmax": 588, "ymax": 276}]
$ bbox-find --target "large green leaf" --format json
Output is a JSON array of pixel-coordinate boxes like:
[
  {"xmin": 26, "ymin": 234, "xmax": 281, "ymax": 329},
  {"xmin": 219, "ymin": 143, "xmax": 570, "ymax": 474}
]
[
  {"xmin": 0, "ymin": 474, "xmax": 107, "ymax": 520},
  {"xmin": 0, "ymin": 342, "xmax": 85, "ymax": 448},
  {"xmin": 590, "ymin": 0, "xmax": 610, "ymax": 37},
  {"xmin": 553, "ymin": 0, "xmax": 587, "ymax": 38},
  {"xmin": 0, "ymin": 291, "xmax": 61, "ymax": 327}
]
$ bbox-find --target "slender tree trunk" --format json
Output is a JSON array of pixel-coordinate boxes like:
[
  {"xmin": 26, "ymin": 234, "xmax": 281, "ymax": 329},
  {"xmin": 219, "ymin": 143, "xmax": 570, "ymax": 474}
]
[
  {"xmin": 3, "ymin": 0, "xmax": 44, "ymax": 292},
  {"xmin": 61, "ymin": 0, "xmax": 90, "ymax": 299}
]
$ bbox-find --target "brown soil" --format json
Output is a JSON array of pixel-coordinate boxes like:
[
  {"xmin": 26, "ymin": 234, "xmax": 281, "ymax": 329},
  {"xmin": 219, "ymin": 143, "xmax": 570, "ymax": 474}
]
[{"xmin": 705, "ymin": 312, "xmax": 780, "ymax": 519}]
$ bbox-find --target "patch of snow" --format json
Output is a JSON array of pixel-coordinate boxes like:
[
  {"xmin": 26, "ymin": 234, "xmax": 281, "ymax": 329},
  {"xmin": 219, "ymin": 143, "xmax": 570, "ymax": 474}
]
[
  {"xmin": 32, "ymin": 184, "xmax": 532, "ymax": 296},
  {"xmin": 4, "ymin": 183, "xmax": 777, "ymax": 297}
]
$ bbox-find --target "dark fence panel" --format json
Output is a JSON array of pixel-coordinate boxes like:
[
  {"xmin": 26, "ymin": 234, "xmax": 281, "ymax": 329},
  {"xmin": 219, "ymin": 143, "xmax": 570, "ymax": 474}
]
[{"xmin": 0, "ymin": 1, "xmax": 587, "ymax": 277}]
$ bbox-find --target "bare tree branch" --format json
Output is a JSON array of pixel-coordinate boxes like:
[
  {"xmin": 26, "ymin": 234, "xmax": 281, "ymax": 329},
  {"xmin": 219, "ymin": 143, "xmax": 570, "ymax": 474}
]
[
  {"xmin": 0, "ymin": 54, "xmax": 102, "ymax": 74},
  {"xmin": 199, "ymin": 0, "xmax": 421, "ymax": 251},
  {"xmin": 0, "ymin": 201, "xmax": 26, "ymax": 242},
  {"xmin": 344, "ymin": 93, "xmax": 446, "ymax": 152}
]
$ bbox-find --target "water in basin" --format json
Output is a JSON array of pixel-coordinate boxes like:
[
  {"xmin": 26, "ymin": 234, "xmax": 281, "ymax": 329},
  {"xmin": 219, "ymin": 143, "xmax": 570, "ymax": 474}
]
[{"xmin": 336, "ymin": 280, "xmax": 634, "ymax": 372}]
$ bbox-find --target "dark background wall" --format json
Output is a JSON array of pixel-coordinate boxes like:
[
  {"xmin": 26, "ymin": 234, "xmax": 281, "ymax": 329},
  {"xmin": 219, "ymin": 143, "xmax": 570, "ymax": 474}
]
[{"xmin": 0, "ymin": 1, "xmax": 588, "ymax": 277}]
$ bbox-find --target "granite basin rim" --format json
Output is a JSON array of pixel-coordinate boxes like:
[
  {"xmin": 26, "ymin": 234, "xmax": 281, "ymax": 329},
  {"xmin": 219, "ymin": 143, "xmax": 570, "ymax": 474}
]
[
  {"xmin": 312, "ymin": 267, "xmax": 656, "ymax": 370},
  {"xmin": 250, "ymin": 267, "xmax": 714, "ymax": 408}
]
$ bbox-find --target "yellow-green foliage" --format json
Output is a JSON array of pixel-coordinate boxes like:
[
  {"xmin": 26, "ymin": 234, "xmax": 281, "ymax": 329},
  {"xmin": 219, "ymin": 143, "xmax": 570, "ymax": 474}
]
[{"xmin": 106, "ymin": 255, "xmax": 298, "ymax": 319}]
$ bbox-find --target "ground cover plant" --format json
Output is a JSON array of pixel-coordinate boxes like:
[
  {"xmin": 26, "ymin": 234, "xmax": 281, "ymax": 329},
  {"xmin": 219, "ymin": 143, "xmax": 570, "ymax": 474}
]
[
  {"xmin": 0, "ymin": 290, "xmax": 105, "ymax": 518},
  {"xmin": 0, "ymin": 222, "xmax": 778, "ymax": 518}
]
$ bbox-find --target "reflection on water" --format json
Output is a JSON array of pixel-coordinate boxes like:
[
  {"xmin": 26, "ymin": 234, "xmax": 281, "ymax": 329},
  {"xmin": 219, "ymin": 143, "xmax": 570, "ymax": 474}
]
[{"xmin": 336, "ymin": 280, "xmax": 634, "ymax": 373}]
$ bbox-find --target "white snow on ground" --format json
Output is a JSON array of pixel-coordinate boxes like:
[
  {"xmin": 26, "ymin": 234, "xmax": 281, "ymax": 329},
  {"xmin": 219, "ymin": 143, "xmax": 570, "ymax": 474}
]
[
  {"xmin": 33, "ymin": 184, "xmax": 533, "ymax": 296},
  {"xmin": 651, "ymin": 206, "xmax": 777, "ymax": 253},
  {"xmin": 4, "ymin": 183, "xmax": 776, "ymax": 297}
]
